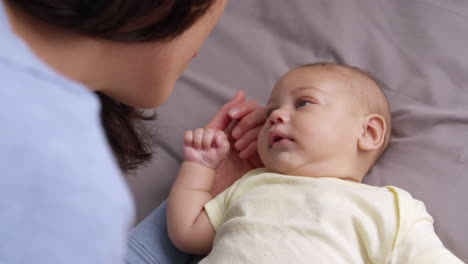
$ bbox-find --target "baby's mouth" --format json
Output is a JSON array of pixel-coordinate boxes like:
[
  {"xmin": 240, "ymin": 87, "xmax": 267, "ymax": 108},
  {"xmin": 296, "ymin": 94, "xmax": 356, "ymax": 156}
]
[
  {"xmin": 269, "ymin": 131, "xmax": 294, "ymax": 146},
  {"xmin": 274, "ymin": 136, "xmax": 289, "ymax": 142}
]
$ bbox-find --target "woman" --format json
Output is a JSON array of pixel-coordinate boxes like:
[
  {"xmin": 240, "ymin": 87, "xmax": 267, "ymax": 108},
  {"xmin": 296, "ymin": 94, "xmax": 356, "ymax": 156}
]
[{"xmin": 0, "ymin": 0, "xmax": 265, "ymax": 263}]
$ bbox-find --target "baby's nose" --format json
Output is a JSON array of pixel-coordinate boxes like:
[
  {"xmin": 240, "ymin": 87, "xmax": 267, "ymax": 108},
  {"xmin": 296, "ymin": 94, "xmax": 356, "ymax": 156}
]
[{"xmin": 269, "ymin": 109, "xmax": 289, "ymax": 125}]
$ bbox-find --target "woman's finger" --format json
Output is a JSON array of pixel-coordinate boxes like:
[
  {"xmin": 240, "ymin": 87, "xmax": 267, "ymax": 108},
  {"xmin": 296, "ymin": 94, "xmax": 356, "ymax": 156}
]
[
  {"xmin": 234, "ymin": 126, "xmax": 262, "ymax": 151},
  {"xmin": 231, "ymin": 106, "xmax": 266, "ymax": 139},
  {"xmin": 239, "ymin": 141, "xmax": 258, "ymax": 160},
  {"xmin": 206, "ymin": 90, "xmax": 245, "ymax": 130},
  {"xmin": 248, "ymin": 153, "xmax": 264, "ymax": 168},
  {"xmin": 227, "ymin": 99, "xmax": 259, "ymax": 119}
]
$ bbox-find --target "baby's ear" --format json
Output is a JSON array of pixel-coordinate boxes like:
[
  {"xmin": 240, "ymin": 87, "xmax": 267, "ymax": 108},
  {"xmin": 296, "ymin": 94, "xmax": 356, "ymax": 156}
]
[{"xmin": 358, "ymin": 114, "xmax": 386, "ymax": 151}]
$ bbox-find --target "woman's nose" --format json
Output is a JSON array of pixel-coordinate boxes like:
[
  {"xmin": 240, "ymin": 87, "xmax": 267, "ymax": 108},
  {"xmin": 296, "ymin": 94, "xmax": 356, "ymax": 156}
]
[{"xmin": 269, "ymin": 109, "xmax": 289, "ymax": 125}]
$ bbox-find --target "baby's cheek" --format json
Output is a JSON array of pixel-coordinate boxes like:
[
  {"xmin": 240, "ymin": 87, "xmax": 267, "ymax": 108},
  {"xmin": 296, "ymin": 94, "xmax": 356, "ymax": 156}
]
[{"xmin": 256, "ymin": 139, "xmax": 268, "ymax": 162}]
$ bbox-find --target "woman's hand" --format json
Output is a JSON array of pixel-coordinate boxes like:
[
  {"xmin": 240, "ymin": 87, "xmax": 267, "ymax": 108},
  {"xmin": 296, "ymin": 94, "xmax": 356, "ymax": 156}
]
[
  {"xmin": 205, "ymin": 91, "xmax": 266, "ymax": 196},
  {"xmin": 183, "ymin": 128, "xmax": 230, "ymax": 169}
]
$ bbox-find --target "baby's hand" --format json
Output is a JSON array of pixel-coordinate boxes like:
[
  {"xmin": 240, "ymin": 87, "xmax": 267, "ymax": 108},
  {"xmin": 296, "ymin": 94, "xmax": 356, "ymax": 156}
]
[{"xmin": 183, "ymin": 128, "xmax": 230, "ymax": 169}]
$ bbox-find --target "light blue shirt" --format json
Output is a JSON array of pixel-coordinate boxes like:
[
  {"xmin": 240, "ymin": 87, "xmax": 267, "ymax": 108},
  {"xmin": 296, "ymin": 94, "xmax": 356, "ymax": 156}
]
[{"xmin": 0, "ymin": 1, "xmax": 135, "ymax": 263}]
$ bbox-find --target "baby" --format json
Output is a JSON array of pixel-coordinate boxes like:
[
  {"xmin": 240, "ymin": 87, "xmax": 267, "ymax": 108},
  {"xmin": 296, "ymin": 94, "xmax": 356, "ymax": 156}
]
[{"xmin": 167, "ymin": 63, "xmax": 463, "ymax": 263}]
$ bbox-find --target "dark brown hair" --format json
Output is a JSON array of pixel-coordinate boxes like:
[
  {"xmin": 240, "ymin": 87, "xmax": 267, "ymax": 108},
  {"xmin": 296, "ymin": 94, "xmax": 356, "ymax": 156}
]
[{"xmin": 11, "ymin": 0, "xmax": 216, "ymax": 173}]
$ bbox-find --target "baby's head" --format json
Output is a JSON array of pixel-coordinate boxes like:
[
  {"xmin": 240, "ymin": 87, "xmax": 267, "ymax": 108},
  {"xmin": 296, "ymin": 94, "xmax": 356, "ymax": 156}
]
[{"xmin": 257, "ymin": 63, "xmax": 391, "ymax": 182}]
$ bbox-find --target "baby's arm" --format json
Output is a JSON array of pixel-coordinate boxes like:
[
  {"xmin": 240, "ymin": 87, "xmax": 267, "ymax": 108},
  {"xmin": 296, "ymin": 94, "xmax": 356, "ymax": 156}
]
[
  {"xmin": 167, "ymin": 128, "xmax": 230, "ymax": 255},
  {"xmin": 391, "ymin": 217, "xmax": 464, "ymax": 263}
]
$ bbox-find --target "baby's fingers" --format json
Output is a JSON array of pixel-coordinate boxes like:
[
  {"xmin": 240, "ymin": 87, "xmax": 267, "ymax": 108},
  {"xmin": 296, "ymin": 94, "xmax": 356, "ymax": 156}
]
[
  {"xmin": 184, "ymin": 130, "xmax": 194, "ymax": 147},
  {"xmin": 193, "ymin": 128, "xmax": 204, "ymax": 149},
  {"xmin": 215, "ymin": 131, "xmax": 230, "ymax": 153},
  {"xmin": 202, "ymin": 128, "xmax": 216, "ymax": 150}
]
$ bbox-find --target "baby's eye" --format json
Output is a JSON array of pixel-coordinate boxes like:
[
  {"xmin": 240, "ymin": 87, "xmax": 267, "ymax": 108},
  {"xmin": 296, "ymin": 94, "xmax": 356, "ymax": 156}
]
[{"xmin": 296, "ymin": 100, "xmax": 313, "ymax": 108}]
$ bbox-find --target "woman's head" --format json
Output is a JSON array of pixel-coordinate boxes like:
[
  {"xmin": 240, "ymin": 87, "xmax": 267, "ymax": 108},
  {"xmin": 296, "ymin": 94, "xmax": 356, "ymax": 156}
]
[
  {"xmin": 95, "ymin": 0, "xmax": 228, "ymax": 108},
  {"xmin": 10, "ymin": 0, "xmax": 227, "ymax": 108},
  {"xmin": 12, "ymin": 0, "xmax": 218, "ymax": 43},
  {"xmin": 6, "ymin": 0, "xmax": 227, "ymax": 173}
]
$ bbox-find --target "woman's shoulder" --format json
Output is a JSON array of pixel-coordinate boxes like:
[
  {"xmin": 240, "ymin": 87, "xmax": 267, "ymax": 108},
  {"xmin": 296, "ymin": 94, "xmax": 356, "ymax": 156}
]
[
  {"xmin": 0, "ymin": 65, "xmax": 135, "ymax": 261},
  {"xmin": 0, "ymin": 57, "xmax": 135, "ymax": 227},
  {"xmin": 0, "ymin": 54, "xmax": 100, "ymax": 129},
  {"xmin": 0, "ymin": 57, "xmax": 117, "ymax": 184}
]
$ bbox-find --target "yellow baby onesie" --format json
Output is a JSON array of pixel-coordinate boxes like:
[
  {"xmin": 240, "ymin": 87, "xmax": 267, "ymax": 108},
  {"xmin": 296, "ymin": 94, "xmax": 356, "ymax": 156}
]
[{"xmin": 202, "ymin": 168, "xmax": 463, "ymax": 264}]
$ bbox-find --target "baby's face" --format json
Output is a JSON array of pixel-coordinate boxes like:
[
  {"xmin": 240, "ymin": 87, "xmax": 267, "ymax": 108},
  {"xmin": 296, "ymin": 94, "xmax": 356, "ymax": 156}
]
[{"xmin": 258, "ymin": 66, "xmax": 363, "ymax": 176}]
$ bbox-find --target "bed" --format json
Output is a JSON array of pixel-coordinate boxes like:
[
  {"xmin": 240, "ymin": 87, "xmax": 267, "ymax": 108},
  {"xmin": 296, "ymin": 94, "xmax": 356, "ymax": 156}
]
[{"xmin": 126, "ymin": 0, "xmax": 468, "ymax": 261}]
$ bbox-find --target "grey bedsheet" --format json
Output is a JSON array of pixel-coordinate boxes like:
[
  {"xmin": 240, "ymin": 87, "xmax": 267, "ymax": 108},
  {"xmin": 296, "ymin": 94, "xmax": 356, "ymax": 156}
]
[{"xmin": 127, "ymin": 0, "xmax": 468, "ymax": 261}]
